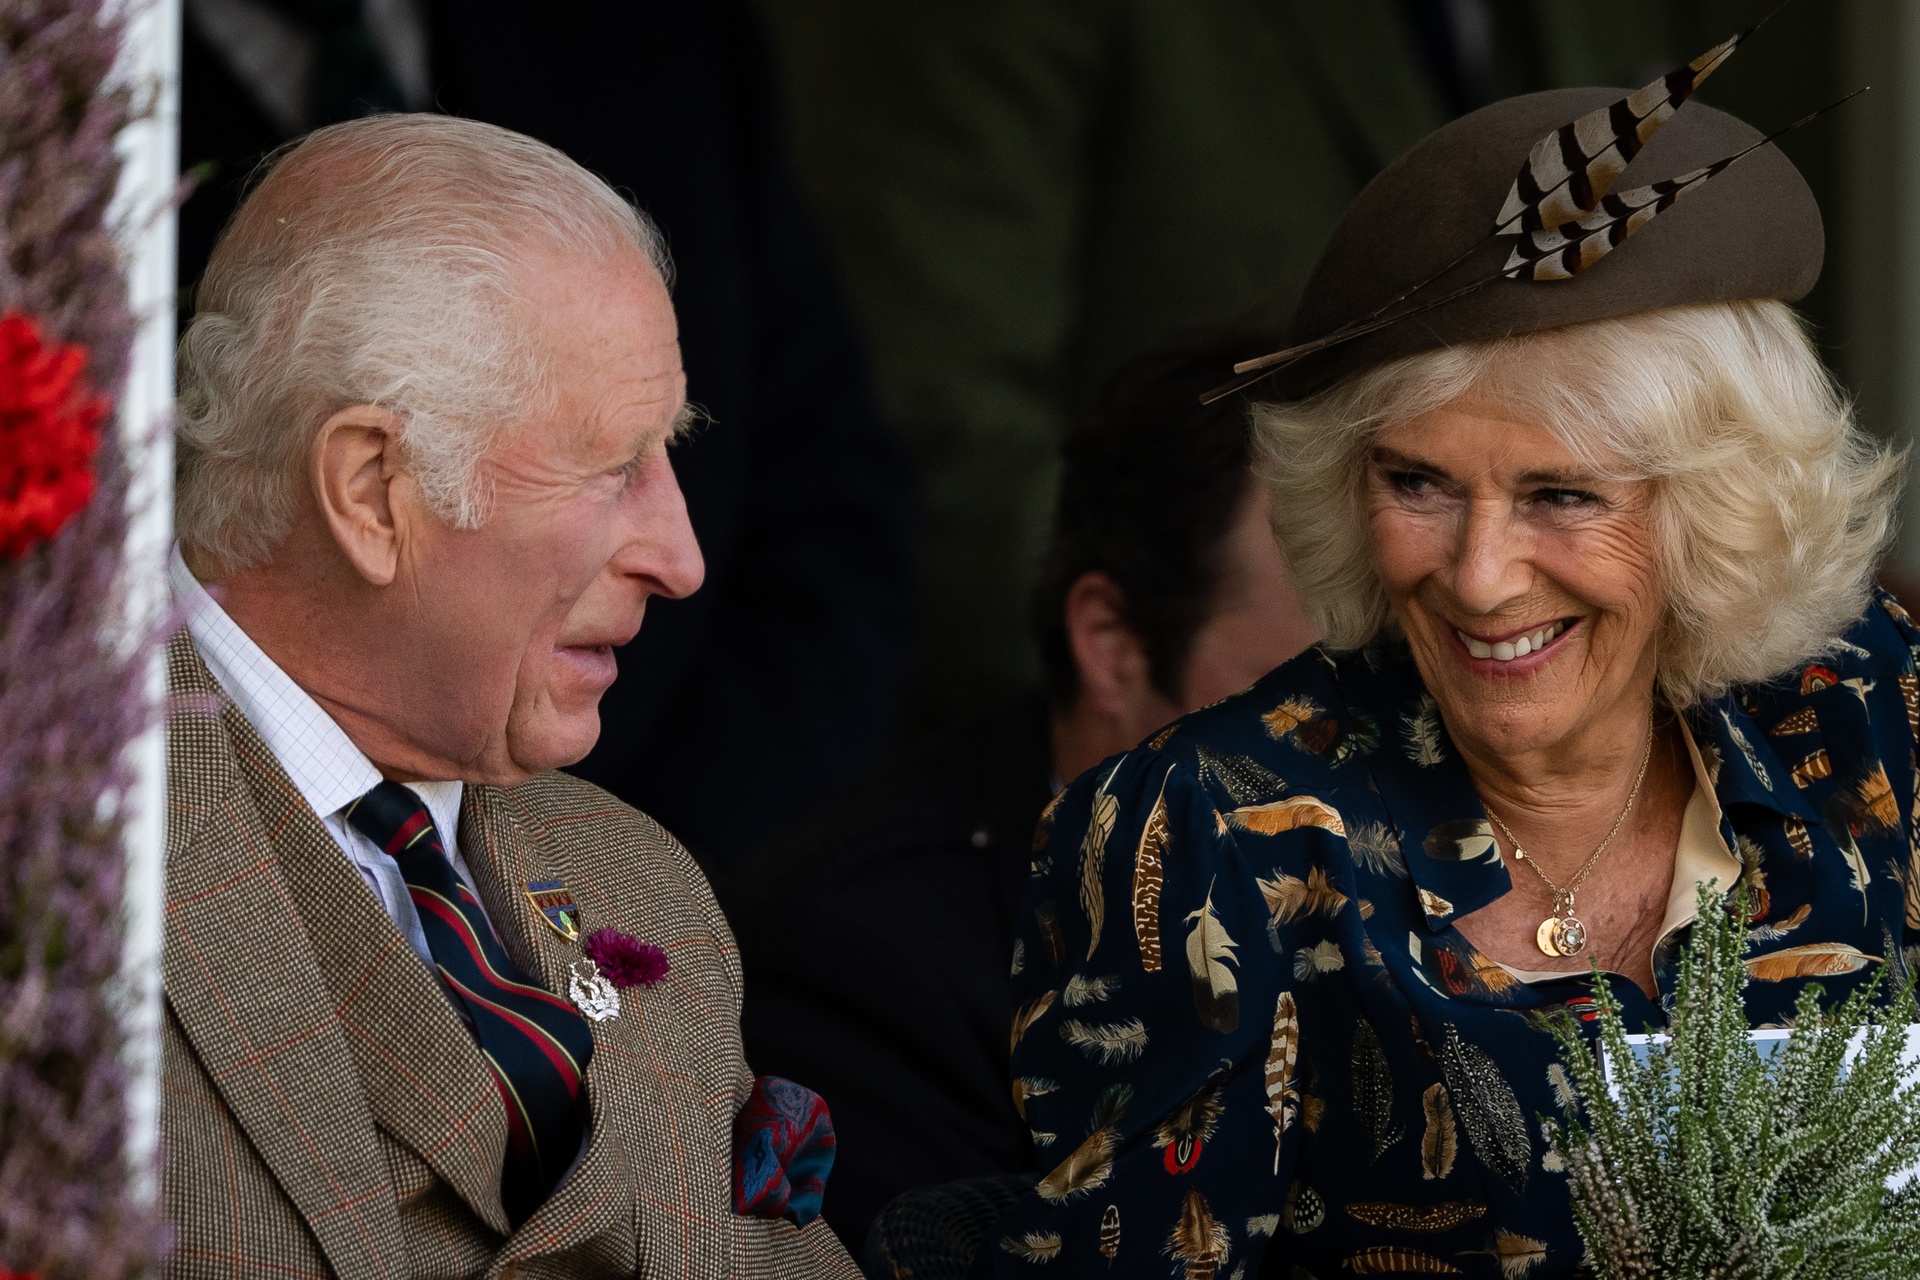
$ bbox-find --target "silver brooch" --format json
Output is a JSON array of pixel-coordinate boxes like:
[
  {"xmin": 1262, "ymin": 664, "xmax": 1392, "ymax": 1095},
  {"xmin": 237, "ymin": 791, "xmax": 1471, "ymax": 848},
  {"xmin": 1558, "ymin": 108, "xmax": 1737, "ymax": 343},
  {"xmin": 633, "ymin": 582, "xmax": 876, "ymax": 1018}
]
[{"xmin": 568, "ymin": 958, "xmax": 621, "ymax": 1022}]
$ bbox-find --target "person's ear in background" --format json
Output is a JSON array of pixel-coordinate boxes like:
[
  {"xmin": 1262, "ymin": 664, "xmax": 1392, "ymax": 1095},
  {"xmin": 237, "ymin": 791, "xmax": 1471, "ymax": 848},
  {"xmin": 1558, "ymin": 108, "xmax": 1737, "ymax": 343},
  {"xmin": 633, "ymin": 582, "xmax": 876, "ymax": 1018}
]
[
  {"xmin": 1051, "ymin": 452, "xmax": 1318, "ymax": 787},
  {"xmin": 723, "ymin": 333, "xmax": 1319, "ymax": 1257}
]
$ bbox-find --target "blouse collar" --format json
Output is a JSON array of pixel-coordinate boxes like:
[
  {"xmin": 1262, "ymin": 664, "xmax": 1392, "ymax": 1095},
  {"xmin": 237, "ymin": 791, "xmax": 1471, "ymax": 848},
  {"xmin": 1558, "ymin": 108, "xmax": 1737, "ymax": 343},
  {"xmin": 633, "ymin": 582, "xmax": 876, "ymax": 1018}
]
[{"xmin": 1329, "ymin": 641, "xmax": 1811, "ymax": 938}]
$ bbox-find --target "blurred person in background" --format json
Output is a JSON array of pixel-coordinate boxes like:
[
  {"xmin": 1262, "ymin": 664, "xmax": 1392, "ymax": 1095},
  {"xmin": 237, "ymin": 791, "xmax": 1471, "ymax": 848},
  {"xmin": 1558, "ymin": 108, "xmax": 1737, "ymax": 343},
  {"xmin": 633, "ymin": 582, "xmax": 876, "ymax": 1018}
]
[
  {"xmin": 724, "ymin": 337, "xmax": 1320, "ymax": 1255},
  {"xmin": 178, "ymin": 0, "xmax": 916, "ymax": 872},
  {"xmin": 756, "ymin": 0, "xmax": 1708, "ymax": 733}
]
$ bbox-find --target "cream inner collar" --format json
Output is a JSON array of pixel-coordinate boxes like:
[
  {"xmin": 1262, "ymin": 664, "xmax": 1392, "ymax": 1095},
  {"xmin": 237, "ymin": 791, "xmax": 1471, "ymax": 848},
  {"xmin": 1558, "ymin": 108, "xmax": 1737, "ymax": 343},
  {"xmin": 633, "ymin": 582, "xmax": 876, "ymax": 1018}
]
[{"xmin": 1493, "ymin": 716, "xmax": 1740, "ymax": 985}]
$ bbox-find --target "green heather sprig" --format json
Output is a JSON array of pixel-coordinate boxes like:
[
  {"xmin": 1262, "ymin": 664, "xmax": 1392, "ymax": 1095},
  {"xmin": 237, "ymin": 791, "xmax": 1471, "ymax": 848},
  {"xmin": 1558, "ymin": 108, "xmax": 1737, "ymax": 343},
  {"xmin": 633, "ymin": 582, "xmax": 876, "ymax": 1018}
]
[{"xmin": 1546, "ymin": 883, "xmax": 1920, "ymax": 1279}]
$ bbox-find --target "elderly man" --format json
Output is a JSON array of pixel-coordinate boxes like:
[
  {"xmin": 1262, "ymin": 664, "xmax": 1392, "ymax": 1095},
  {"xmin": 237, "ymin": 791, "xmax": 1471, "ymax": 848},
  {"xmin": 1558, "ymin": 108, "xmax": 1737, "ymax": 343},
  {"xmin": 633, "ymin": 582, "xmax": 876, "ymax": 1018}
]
[{"xmin": 162, "ymin": 113, "xmax": 856, "ymax": 1277}]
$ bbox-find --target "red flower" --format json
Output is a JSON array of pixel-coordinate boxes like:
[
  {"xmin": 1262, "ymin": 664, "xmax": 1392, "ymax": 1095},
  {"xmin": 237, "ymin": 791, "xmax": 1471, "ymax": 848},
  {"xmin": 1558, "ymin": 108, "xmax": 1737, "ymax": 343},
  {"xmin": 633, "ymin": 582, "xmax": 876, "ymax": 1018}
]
[{"xmin": 0, "ymin": 311, "xmax": 105, "ymax": 558}]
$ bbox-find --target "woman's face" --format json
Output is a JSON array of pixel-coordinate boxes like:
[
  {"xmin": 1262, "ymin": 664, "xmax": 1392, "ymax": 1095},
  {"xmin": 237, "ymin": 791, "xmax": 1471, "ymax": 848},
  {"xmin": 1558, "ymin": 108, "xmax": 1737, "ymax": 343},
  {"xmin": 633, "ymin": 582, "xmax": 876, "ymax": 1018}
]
[{"xmin": 1365, "ymin": 400, "xmax": 1663, "ymax": 761}]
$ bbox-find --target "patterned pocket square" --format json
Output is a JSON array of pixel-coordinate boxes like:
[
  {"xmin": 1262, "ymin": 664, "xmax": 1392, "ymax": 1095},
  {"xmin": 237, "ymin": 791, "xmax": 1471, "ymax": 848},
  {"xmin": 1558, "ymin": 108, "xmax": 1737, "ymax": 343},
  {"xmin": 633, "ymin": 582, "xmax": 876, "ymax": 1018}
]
[{"xmin": 733, "ymin": 1075, "xmax": 836, "ymax": 1225}]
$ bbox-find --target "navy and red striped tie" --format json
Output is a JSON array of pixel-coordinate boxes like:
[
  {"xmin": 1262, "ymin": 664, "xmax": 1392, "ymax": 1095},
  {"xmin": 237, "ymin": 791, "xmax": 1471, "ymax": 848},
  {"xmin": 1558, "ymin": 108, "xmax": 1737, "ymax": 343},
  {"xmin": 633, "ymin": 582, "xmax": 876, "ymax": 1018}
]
[{"xmin": 346, "ymin": 781, "xmax": 594, "ymax": 1226}]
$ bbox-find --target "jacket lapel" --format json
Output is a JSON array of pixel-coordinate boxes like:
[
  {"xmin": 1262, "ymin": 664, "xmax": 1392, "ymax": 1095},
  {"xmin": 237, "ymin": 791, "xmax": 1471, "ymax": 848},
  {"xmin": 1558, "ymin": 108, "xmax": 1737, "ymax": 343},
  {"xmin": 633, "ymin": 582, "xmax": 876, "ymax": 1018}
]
[
  {"xmin": 162, "ymin": 635, "xmax": 410, "ymax": 1275},
  {"xmin": 461, "ymin": 785, "xmax": 657, "ymax": 1261},
  {"xmin": 231, "ymin": 725, "xmax": 513, "ymax": 1234}
]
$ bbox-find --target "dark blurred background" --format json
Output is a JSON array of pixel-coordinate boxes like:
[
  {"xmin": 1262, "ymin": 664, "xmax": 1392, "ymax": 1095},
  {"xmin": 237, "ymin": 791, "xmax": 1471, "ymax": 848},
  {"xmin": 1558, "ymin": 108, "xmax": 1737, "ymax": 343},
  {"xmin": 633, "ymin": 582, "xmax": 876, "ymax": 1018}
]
[{"xmin": 175, "ymin": 0, "xmax": 1902, "ymax": 872}]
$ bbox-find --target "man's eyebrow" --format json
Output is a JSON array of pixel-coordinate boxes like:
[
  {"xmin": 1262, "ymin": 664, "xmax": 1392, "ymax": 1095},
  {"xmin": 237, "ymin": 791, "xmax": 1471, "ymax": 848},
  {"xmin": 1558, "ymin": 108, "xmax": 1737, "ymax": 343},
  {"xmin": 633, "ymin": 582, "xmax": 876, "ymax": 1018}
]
[
  {"xmin": 620, "ymin": 402, "xmax": 703, "ymax": 464},
  {"xmin": 668, "ymin": 401, "xmax": 707, "ymax": 443}
]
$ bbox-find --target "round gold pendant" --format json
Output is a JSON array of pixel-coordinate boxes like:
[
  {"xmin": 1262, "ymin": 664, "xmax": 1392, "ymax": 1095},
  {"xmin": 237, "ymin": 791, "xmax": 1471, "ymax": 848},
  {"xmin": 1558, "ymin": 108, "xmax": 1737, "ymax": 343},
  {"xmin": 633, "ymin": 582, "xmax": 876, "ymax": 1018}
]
[{"xmin": 1535, "ymin": 915, "xmax": 1588, "ymax": 958}]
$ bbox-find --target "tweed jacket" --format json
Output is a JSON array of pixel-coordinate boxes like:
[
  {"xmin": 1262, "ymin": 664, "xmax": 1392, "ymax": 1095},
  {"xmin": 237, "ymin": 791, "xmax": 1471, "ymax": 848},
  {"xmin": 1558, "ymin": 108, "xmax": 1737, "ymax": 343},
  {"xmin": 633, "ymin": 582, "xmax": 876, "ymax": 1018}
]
[{"xmin": 160, "ymin": 633, "xmax": 858, "ymax": 1279}]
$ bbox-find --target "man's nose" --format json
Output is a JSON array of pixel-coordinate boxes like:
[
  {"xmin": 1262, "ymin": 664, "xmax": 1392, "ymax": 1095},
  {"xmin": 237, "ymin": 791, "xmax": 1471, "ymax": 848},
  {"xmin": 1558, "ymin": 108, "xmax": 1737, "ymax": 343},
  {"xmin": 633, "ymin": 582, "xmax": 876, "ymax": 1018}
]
[
  {"xmin": 621, "ymin": 455, "xmax": 706, "ymax": 601},
  {"xmin": 1447, "ymin": 498, "xmax": 1530, "ymax": 614}
]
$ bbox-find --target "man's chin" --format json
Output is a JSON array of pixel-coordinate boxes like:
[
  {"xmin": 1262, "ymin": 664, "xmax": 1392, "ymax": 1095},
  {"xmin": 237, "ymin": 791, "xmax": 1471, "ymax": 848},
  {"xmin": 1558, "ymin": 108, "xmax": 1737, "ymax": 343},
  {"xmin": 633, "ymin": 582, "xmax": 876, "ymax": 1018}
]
[{"xmin": 504, "ymin": 706, "xmax": 603, "ymax": 777}]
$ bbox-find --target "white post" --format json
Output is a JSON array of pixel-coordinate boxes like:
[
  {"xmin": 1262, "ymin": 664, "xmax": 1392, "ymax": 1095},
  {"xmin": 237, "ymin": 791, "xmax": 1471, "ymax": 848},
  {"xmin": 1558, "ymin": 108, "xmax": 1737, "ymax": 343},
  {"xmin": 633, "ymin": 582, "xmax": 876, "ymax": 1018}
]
[{"xmin": 111, "ymin": 0, "xmax": 181, "ymax": 1203}]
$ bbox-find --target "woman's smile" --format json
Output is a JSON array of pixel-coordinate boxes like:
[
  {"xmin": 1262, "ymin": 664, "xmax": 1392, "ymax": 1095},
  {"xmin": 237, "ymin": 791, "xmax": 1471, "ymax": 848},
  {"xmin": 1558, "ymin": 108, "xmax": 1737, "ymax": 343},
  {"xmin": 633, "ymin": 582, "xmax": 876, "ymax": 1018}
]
[{"xmin": 1449, "ymin": 616, "xmax": 1578, "ymax": 669}]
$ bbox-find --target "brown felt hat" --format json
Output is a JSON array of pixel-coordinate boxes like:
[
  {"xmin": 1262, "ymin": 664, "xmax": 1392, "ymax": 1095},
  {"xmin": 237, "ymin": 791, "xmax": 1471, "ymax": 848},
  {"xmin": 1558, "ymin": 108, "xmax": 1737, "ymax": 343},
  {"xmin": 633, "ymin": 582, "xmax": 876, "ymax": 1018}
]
[{"xmin": 1264, "ymin": 87, "xmax": 1824, "ymax": 400}]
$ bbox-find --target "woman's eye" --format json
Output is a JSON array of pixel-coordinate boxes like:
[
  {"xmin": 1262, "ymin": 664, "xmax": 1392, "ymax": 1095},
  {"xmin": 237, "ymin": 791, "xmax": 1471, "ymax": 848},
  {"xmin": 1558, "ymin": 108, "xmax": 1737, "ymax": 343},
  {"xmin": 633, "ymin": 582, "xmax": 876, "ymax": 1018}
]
[
  {"xmin": 1536, "ymin": 487, "xmax": 1599, "ymax": 509},
  {"xmin": 1389, "ymin": 470, "xmax": 1439, "ymax": 494}
]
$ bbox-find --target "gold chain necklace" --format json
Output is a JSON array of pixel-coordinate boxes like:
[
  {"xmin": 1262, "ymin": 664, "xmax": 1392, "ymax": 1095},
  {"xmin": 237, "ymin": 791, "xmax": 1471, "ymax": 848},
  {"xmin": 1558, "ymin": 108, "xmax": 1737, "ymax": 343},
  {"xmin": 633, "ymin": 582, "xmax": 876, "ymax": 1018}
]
[{"xmin": 1483, "ymin": 722, "xmax": 1655, "ymax": 958}]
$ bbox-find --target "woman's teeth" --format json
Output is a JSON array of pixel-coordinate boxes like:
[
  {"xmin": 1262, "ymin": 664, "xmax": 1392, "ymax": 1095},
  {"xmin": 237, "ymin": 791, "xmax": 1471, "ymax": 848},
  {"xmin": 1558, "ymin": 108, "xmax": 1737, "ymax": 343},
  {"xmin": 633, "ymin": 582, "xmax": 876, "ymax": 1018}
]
[{"xmin": 1457, "ymin": 620, "xmax": 1567, "ymax": 662}]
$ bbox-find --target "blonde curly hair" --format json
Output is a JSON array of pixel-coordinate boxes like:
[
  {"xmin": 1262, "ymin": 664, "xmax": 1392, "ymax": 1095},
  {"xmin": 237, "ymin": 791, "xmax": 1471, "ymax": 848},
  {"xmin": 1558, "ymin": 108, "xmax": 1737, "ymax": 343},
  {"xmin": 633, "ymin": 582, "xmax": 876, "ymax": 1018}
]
[{"xmin": 1253, "ymin": 300, "xmax": 1904, "ymax": 708}]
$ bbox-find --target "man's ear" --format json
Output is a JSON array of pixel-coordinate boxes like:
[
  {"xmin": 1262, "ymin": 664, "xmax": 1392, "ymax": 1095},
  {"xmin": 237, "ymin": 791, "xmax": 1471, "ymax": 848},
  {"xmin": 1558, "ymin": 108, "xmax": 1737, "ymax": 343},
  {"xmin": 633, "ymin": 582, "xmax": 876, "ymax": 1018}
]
[
  {"xmin": 1063, "ymin": 570, "xmax": 1152, "ymax": 717},
  {"xmin": 312, "ymin": 405, "xmax": 409, "ymax": 586}
]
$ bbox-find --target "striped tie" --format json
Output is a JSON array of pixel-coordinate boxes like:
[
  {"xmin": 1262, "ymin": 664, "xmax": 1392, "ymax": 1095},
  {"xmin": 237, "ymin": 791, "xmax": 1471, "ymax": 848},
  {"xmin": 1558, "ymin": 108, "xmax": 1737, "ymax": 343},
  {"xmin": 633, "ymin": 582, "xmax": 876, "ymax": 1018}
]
[{"xmin": 345, "ymin": 781, "xmax": 594, "ymax": 1226}]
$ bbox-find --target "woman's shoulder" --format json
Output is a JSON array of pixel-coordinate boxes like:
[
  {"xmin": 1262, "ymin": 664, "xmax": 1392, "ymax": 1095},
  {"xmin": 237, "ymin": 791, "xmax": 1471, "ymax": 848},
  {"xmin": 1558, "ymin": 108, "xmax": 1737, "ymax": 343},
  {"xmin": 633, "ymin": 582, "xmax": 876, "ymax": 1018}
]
[
  {"xmin": 1858, "ymin": 587, "xmax": 1920, "ymax": 669},
  {"xmin": 1717, "ymin": 587, "xmax": 1920, "ymax": 766},
  {"xmin": 1734, "ymin": 588, "xmax": 1917, "ymax": 704},
  {"xmin": 1112, "ymin": 642, "xmax": 1390, "ymax": 815}
]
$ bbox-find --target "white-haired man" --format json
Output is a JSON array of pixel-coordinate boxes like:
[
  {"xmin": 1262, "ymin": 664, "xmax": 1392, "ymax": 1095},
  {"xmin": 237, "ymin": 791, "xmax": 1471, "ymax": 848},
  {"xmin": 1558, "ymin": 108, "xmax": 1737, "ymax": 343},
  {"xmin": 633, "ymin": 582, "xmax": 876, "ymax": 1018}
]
[{"xmin": 161, "ymin": 113, "xmax": 857, "ymax": 1277}]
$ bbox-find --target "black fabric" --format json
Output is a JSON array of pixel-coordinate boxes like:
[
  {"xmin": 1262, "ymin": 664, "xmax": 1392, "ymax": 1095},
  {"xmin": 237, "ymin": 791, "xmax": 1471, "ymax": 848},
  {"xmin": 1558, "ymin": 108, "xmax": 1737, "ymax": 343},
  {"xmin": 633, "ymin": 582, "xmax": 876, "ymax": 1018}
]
[
  {"xmin": 429, "ymin": 0, "xmax": 917, "ymax": 872},
  {"xmin": 723, "ymin": 696, "xmax": 1055, "ymax": 1256},
  {"xmin": 861, "ymin": 1173, "xmax": 1036, "ymax": 1280},
  {"xmin": 177, "ymin": 11, "xmax": 293, "ymax": 321},
  {"xmin": 248, "ymin": 0, "xmax": 406, "ymax": 124},
  {"xmin": 177, "ymin": 3, "xmax": 403, "ymax": 321}
]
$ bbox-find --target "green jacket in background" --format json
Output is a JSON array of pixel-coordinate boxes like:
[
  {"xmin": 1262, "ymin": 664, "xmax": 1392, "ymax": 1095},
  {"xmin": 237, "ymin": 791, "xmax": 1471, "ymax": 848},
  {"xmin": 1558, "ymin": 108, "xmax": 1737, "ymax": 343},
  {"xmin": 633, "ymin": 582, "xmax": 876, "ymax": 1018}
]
[{"xmin": 761, "ymin": 0, "xmax": 1690, "ymax": 724}]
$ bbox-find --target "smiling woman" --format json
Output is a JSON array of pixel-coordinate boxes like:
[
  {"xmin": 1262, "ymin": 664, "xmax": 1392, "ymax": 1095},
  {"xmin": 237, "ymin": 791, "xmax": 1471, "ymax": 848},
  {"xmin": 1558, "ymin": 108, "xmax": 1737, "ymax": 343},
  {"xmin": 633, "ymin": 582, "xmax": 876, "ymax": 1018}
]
[
  {"xmin": 987, "ymin": 80, "xmax": 1920, "ymax": 1280},
  {"xmin": 1259, "ymin": 299, "xmax": 1900, "ymax": 710}
]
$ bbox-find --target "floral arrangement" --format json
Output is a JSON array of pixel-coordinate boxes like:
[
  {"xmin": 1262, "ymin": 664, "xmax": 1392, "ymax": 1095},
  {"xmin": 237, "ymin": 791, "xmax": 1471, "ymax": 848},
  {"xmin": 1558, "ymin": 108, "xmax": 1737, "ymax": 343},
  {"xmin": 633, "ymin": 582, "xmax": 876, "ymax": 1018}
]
[
  {"xmin": 0, "ymin": 312, "xmax": 105, "ymax": 556},
  {"xmin": 1547, "ymin": 885, "xmax": 1920, "ymax": 1278},
  {"xmin": 0, "ymin": 1, "xmax": 167, "ymax": 1276}
]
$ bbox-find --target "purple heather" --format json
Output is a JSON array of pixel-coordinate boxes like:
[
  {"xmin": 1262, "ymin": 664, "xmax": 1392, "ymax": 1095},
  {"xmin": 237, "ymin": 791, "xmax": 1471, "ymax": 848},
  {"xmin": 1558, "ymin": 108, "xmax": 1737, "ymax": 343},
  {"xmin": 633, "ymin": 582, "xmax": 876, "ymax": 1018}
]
[{"xmin": 0, "ymin": 1, "xmax": 168, "ymax": 1275}]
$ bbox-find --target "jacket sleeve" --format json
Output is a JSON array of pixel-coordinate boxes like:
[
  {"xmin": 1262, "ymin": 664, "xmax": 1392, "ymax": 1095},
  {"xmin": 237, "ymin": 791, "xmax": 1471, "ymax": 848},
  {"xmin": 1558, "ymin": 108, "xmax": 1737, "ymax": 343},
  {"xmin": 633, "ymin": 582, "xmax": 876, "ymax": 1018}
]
[{"xmin": 993, "ymin": 745, "xmax": 1335, "ymax": 1276}]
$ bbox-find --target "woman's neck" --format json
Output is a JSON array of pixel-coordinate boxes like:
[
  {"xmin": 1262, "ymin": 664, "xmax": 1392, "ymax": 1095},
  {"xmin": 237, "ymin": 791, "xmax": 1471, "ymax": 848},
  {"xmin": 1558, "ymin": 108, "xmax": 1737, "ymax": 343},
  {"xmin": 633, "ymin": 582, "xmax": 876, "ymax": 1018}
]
[{"xmin": 1454, "ymin": 697, "xmax": 1688, "ymax": 883}]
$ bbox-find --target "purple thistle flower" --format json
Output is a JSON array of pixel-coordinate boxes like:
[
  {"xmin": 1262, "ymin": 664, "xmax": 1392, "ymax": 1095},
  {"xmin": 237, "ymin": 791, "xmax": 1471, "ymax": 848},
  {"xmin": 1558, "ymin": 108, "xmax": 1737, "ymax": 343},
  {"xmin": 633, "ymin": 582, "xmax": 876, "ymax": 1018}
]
[{"xmin": 583, "ymin": 928, "xmax": 670, "ymax": 989}]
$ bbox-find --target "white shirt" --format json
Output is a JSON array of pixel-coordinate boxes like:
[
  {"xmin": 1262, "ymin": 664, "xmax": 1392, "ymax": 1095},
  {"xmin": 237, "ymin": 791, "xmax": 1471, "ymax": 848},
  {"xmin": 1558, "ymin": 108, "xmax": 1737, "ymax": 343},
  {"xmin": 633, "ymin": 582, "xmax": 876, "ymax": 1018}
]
[{"xmin": 169, "ymin": 547, "xmax": 490, "ymax": 968}]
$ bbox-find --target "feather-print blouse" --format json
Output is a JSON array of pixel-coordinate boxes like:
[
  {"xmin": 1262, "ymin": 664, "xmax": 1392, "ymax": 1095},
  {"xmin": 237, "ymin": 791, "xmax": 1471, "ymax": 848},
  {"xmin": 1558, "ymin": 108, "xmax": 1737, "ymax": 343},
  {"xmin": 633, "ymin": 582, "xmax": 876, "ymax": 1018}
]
[{"xmin": 993, "ymin": 591, "xmax": 1920, "ymax": 1279}]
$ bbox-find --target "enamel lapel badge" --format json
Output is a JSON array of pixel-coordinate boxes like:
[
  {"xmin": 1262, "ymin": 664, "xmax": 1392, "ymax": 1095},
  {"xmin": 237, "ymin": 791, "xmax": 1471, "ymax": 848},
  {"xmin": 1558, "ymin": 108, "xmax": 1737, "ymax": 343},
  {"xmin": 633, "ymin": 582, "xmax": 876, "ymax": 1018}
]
[{"xmin": 525, "ymin": 879, "xmax": 582, "ymax": 943}]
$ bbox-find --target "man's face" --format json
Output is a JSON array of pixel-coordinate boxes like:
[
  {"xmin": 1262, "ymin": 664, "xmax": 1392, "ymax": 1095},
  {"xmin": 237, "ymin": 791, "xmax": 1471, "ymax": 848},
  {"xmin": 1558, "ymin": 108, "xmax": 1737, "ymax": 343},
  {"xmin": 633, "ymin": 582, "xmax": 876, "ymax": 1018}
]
[
  {"xmin": 1068, "ymin": 475, "xmax": 1317, "ymax": 767},
  {"xmin": 391, "ymin": 249, "xmax": 704, "ymax": 780},
  {"xmin": 1178, "ymin": 477, "xmax": 1320, "ymax": 708}
]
